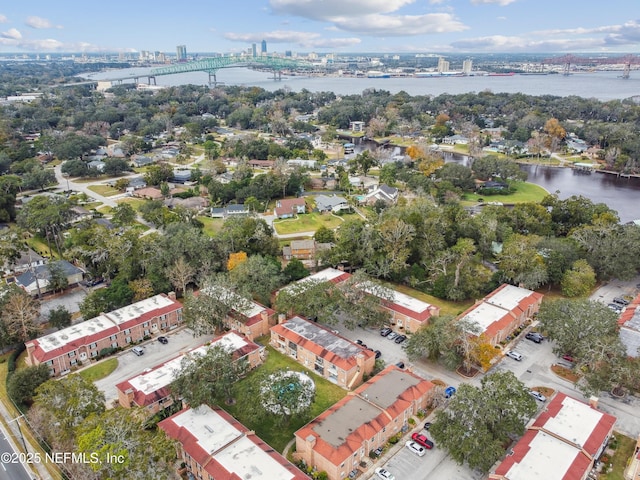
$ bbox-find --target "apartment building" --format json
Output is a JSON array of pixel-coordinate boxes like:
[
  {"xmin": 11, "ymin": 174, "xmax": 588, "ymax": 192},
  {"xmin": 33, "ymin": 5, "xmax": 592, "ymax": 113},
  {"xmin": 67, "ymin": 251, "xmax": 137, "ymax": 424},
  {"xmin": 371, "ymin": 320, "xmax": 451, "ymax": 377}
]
[
  {"xmin": 270, "ymin": 316, "xmax": 375, "ymax": 389},
  {"xmin": 116, "ymin": 331, "xmax": 264, "ymax": 414},
  {"xmin": 457, "ymin": 283, "xmax": 544, "ymax": 346},
  {"xmin": 490, "ymin": 393, "xmax": 616, "ymax": 480},
  {"xmin": 159, "ymin": 405, "xmax": 307, "ymax": 480},
  {"xmin": 25, "ymin": 293, "xmax": 182, "ymax": 376},
  {"xmin": 295, "ymin": 366, "xmax": 434, "ymax": 480}
]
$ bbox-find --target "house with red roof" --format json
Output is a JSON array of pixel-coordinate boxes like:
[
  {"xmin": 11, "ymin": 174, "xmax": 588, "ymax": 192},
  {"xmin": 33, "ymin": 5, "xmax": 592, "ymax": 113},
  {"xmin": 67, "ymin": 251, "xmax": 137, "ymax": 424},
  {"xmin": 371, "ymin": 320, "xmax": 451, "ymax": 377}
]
[
  {"xmin": 489, "ymin": 393, "xmax": 616, "ymax": 480},
  {"xmin": 25, "ymin": 293, "xmax": 182, "ymax": 376},
  {"xmin": 116, "ymin": 331, "xmax": 264, "ymax": 414},
  {"xmin": 159, "ymin": 405, "xmax": 307, "ymax": 480},
  {"xmin": 457, "ymin": 283, "xmax": 543, "ymax": 346},
  {"xmin": 294, "ymin": 365, "xmax": 434, "ymax": 480},
  {"xmin": 270, "ymin": 316, "xmax": 375, "ymax": 389},
  {"xmin": 274, "ymin": 197, "xmax": 306, "ymax": 218},
  {"xmin": 618, "ymin": 292, "xmax": 640, "ymax": 357}
]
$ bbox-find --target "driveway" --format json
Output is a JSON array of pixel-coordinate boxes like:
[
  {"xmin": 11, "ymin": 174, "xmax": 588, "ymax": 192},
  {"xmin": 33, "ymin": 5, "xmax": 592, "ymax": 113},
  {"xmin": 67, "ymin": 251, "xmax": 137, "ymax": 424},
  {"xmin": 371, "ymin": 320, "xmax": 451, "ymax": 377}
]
[{"xmin": 92, "ymin": 327, "xmax": 214, "ymax": 405}]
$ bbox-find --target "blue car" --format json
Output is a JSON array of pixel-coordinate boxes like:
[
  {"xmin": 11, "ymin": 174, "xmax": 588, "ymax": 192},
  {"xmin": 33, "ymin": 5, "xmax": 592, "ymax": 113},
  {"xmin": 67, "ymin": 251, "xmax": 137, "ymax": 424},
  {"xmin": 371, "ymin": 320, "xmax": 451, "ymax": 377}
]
[{"xmin": 444, "ymin": 386, "xmax": 456, "ymax": 398}]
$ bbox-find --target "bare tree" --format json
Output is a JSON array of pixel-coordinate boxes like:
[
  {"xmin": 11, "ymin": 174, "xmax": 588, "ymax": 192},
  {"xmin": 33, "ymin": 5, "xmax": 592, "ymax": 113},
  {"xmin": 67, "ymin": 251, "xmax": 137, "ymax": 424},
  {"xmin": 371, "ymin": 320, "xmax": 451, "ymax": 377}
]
[
  {"xmin": 166, "ymin": 256, "xmax": 196, "ymax": 297},
  {"xmin": 1, "ymin": 290, "xmax": 40, "ymax": 343}
]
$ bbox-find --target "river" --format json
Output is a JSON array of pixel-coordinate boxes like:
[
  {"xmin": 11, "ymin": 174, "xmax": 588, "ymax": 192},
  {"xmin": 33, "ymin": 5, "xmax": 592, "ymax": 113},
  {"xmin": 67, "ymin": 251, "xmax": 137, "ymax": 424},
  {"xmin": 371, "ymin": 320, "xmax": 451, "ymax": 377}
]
[{"xmin": 87, "ymin": 67, "xmax": 640, "ymax": 101}]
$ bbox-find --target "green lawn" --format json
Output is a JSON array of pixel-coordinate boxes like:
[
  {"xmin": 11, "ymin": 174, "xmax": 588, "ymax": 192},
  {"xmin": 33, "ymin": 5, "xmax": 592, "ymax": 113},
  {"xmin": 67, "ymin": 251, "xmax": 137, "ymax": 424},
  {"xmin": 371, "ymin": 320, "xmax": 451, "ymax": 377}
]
[
  {"xmin": 273, "ymin": 212, "xmax": 357, "ymax": 235},
  {"xmin": 115, "ymin": 197, "xmax": 147, "ymax": 211},
  {"xmin": 222, "ymin": 345, "xmax": 347, "ymax": 453},
  {"xmin": 391, "ymin": 283, "xmax": 474, "ymax": 317},
  {"xmin": 461, "ymin": 181, "xmax": 549, "ymax": 204},
  {"xmin": 88, "ymin": 184, "xmax": 121, "ymax": 197},
  {"xmin": 78, "ymin": 358, "xmax": 119, "ymax": 382},
  {"xmin": 197, "ymin": 216, "xmax": 224, "ymax": 237},
  {"xmin": 601, "ymin": 433, "xmax": 635, "ymax": 480}
]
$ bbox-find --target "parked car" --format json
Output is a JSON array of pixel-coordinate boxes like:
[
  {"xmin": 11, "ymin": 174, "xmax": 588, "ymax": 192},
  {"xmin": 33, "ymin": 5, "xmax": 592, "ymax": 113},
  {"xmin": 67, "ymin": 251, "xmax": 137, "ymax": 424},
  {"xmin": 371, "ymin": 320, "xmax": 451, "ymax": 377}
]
[
  {"xmin": 374, "ymin": 350, "xmax": 382, "ymax": 359},
  {"xmin": 525, "ymin": 332, "xmax": 544, "ymax": 343},
  {"xmin": 356, "ymin": 339, "xmax": 363, "ymax": 345},
  {"xmin": 613, "ymin": 297, "xmax": 630, "ymax": 306},
  {"xmin": 132, "ymin": 346, "xmax": 144, "ymax": 356},
  {"xmin": 405, "ymin": 440, "xmax": 426, "ymax": 457},
  {"xmin": 395, "ymin": 361, "xmax": 405, "ymax": 369},
  {"xmin": 375, "ymin": 467, "xmax": 395, "ymax": 480},
  {"xmin": 506, "ymin": 350, "xmax": 523, "ymax": 361},
  {"xmin": 372, "ymin": 446, "xmax": 383, "ymax": 457},
  {"xmin": 423, "ymin": 422, "xmax": 432, "ymax": 431},
  {"xmin": 529, "ymin": 390, "xmax": 547, "ymax": 402},
  {"xmin": 380, "ymin": 327, "xmax": 392, "ymax": 337},
  {"xmin": 394, "ymin": 334, "xmax": 407, "ymax": 344},
  {"xmin": 607, "ymin": 303, "xmax": 623, "ymax": 313},
  {"xmin": 562, "ymin": 354, "xmax": 575, "ymax": 363},
  {"xmin": 387, "ymin": 332, "xmax": 398, "ymax": 341},
  {"xmin": 411, "ymin": 432, "xmax": 434, "ymax": 449},
  {"xmin": 157, "ymin": 336, "xmax": 168, "ymax": 344},
  {"xmin": 444, "ymin": 386, "xmax": 456, "ymax": 398}
]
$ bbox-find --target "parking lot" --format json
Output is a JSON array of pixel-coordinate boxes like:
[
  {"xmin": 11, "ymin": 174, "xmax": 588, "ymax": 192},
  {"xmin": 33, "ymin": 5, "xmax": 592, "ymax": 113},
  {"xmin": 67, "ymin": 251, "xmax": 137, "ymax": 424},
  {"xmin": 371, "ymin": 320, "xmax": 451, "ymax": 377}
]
[{"xmin": 93, "ymin": 327, "xmax": 214, "ymax": 404}]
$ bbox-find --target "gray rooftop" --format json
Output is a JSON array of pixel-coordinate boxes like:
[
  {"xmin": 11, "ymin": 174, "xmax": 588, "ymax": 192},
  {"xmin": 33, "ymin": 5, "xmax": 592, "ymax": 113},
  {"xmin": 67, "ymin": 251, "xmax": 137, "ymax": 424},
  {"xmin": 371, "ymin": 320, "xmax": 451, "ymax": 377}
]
[
  {"xmin": 359, "ymin": 368, "xmax": 422, "ymax": 409},
  {"xmin": 282, "ymin": 316, "xmax": 361, "ymax": 359},
  {"xmin": 621, "ymin": 308, "xmax": 640, "ymax": 357}
]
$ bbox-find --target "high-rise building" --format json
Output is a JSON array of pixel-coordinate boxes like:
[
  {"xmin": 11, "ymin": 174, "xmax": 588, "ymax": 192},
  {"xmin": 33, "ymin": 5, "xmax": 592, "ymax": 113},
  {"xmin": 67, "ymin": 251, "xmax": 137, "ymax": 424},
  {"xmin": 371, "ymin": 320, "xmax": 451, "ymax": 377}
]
[
  {"xmin": 437, "ymin": 56, "xmax": 449, "ymax": 72},
  {"xmin": 252, "ymin": 43, "xmax": 257, "ymax": 57},
  {"xmin": 261, "ymin": 39, "xmax": 267, "ymax": 54},
  {"xmin": 176, "ymin": 45, "xmax": 187, "ymax": 61}
]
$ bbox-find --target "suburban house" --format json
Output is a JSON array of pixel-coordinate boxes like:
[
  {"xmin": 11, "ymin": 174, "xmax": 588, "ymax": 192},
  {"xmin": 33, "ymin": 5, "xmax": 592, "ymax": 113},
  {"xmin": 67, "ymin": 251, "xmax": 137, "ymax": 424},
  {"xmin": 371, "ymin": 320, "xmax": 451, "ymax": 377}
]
[
  {"xmin": 457, "ymin": 284, "xmax": 544, "ymax": 346},
  {"xmin": 198, "ymin": 287, "xmax": 276, "ymax": 341},
  {"xmin": 362, "ymin": 184, "xmax": 399, "ymax": 206},
  {"xmin": 441, "ymin": 134, "xmax": 469, "ymax": 145},
  {"xmin": 287, "ymin": 158, "xmax": 317, "ymax": 169},
  {"xmin": 164, "ymin": 197, "xmax": 209, "ymax": 210},
  {"xmin": 294, "ymin": 366, "xmax": 434, "ymax": 480},
  {"xmin": 69, "ymin": 206, "xmax": 93, "ymax": 223},
  {"xmin": 127, "ymin": 176, "xmax": 147, "ymax": 190},
  {"xmin": 131, "ymin": 155, "xmax": 155, "ymax": 167},
  {"xmin": 270, "ymin": 316, "xmax": 375, "ymax": 389},
  {"xmin": 173, "ymin": 169, "xmax": 192, "ymax": 183},
  {"xmin": 14, "ymin": 260, "xmax": 85, "ymax": 296},
  {"xmin": 133, "ymin": 187, "xmax": 164, "ymax": 200},
  {"xmin": 314, "ymin": 194, "xmax": 349, "ymax": 213},
  {"xmin": 275, "ymin": 198, "xmax": 306, "ymax": 218},
  {"xmin": 25, "ymin": 293, "xmax": 182, "ymax": 376},
  {"xmin": 489, "ymin": 393, "xmax": 616, "ymax": 480},
  {"xmin": 116, "ymin": 331, "xmax": 264, "ymax": 414},
  {"xmin": 618, "ymin": 292, "xmax": 640, "ymax": 357},
  {"xmin": 282, "ymin": 239, "xmax": 331, "ymax": 261},
  {"xmin": 1, "ymin": 248, "xmax": 45, "ymax": 276},
  {"xmin": 248, "ymin": 159, "xmax": 275, "ymax": 169},
  {"xmin": 277, "ymin": 268, "xmax": 438, "ymax": 333},
  {"xmin": 211, "ymin": 203, "xmax": 250, "ymax": 218},
  {"xmin": 159, "ymin": 405, "xmax": 308, "ymax": 480},
  {"xmin": 87, "ymin": 160, "xmax": 106, "ymax": 172}
]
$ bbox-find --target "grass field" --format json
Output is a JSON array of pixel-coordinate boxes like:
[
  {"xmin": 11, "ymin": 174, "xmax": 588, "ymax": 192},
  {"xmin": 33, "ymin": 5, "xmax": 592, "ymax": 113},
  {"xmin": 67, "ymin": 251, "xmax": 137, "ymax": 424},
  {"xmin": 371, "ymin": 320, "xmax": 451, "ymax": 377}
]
[
  {"xmin": 88, "ymin": 184, "xmax": 121, "ymax": 197},
  {"xmin": 115, "ymin": 197, "xmax": 146, "ymax": 210},
  {"xmin": 197, "ymin": 216, "xmax": 224, "ymax": 237},
  {"xmin": 222, "ymin": 345, "xmax": 347, "ymax": 452},
  {"xmin": 78, "ymin": 358, "xmax": 119, "ymax": 382},
  {"xmin": 390, "ymin": 283, "xmax": 474, "ymax": 317},
  {"xmin": 601, "ymin": 433, "xmax": 635, "ymax": 480},
  {"xmin": 273, "ymin": 212, "xmax": 358, "ymax": 235},
  {"xmin": 461, "ymin": 181, "xmax": 549, "ymax": 204}
]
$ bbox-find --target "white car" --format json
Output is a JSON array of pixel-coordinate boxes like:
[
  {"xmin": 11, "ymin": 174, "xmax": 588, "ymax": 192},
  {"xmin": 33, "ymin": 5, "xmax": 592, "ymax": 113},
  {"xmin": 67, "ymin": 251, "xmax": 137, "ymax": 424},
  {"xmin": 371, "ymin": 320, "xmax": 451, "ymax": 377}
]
[
  {"xmin": 405, "ymin": 440, "xmax": 426, "ymax": 457},
  {"xmin": 506, "ymin": 350, "xmax": 523, "ymax": 361},
  {"xmin": 386, "ymin": 332, "xmax": 398, "ymax": 341},
  {"xmin": 375, "ymin": 468, "xmax": 395, "ymax": 480},
  {"xmin": 529, "ymin": 390, "xmax": 547, "ymax": 402}
]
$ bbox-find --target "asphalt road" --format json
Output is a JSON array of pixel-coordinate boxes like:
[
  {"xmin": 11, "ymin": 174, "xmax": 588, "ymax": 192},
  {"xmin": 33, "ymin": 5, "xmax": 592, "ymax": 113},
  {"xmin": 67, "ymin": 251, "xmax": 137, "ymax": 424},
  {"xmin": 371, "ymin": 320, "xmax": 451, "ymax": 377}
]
[{"xmin": 0, "ymin": 422, "xmax": 35, "ymax": 480}]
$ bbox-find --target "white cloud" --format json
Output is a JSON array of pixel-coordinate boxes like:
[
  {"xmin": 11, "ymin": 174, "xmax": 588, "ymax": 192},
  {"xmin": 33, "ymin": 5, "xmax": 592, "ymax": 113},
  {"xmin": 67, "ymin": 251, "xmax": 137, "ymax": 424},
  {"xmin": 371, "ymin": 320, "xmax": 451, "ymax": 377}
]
[
  {"xmin": 450, "ymin": 34, "xmax": 609, "ymax": 52},
  {"xmin": 0, "ymin": 15, "xmax": 8, "ymax": 23},
  {"xmin": 224, "ymin": 30, "xmax": 361, "ymax": 49},
  {"xmin": 429, "ymin": 0, "xmax": 447, "ymax": 4},
  {"xmin": 470, "ymin": 0, "xmax": 517, "ymax": 5},
  {"xmin": 1, "ymin": 28, "xmax": 21, "ymax": 40},
  {"xmin": 25, "ymin": 16, "xmax": 62, "ymax": 29},
  {"xmin": 270, "ymin": 0, "xmax": 415, "ymax": 19},
  {"xmin": 333, "ymin": 13, "xmax": 467, "ymax": 36}
]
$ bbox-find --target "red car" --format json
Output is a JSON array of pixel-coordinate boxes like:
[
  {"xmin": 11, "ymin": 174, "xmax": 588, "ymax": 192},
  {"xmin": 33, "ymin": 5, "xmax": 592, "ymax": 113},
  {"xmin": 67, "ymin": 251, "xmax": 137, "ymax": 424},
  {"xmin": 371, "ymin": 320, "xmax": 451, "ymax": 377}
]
[
  {"xmin": 562, "ymin": 354, "xmax": 575, "ymax": 363},
  {"xmin": 411, "ymin": 432, "xmax": 434, "ymax": 449}
]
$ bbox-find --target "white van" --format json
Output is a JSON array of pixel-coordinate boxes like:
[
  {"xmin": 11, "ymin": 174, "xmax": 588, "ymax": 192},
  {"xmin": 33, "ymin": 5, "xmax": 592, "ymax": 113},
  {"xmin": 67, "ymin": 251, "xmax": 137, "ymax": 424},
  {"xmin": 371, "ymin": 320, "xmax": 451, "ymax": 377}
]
[{"xmin": 132, "ymin": 346, "xmax": 144, "ymax": 356}]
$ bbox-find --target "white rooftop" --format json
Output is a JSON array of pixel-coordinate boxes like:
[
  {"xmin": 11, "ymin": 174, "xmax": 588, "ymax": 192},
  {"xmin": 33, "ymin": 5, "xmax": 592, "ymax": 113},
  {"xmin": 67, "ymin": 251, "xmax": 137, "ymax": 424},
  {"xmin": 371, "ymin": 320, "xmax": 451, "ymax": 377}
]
[
  {"xmin": 128, "ymin": 332, "xmax": 251, "ymax": 396},
  {"xmin": 504, "ymin": 431, "xmax": 580, "ymax": 480},
  {"xmin": 200, "ymin": 286, "xmax": 265, "ymax": 318},
  {"xmin": 373, "ymin": 285, "xmax": 431, "ymax": 314},
  {"xmin": 35, "ymin": 294, "xmax": 175, "ymax": 353},
  {"xmin": 173, "ymin": 405, "xmax": 298, "ymax": 480},
  {"xmin": 485, "ymin": 284, "xmax": 535, "ymax": 311},
  {"xmin": 460, "ymin": 302, "xmax": 508, "ymax": 333},
  {"xmin": 541, "ymin": 395, "xmax": 604, "ymax": 448},
  {"xmin": 278, "ymin": 267, "xmax": 348, "ymax": 296}
]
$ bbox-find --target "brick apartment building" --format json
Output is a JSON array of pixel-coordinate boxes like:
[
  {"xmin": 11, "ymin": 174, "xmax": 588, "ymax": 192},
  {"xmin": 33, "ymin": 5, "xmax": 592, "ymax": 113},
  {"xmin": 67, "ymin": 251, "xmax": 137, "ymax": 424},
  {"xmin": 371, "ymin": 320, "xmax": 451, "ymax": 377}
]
[
  {"xmin": 270, "ymin": 316, "xmax": 375, "ymax": 389},
  {"xmin": 457, "ymin": 283, "xmax": 544, "ymax": 346},
  {"xmin": 295, "ymin": 366, "xmax": 434, "ymax": 480},
  {"xmin": 159, "ymin": 405, "xmax": 308, "ymax": 480},
  {"xmin": 116, "ymin": 331, "xmax": 264, "ymax": 414},
  {"xmin": 25, "ymin": 293, "xmax": 182, "ymax": 376},
  {"xmin": 198, "ymin": 286, "xmax": 276, "ymax": 341},
  {"xmin": 490, "ymin": 393, "xmax": 616, "ymax": 480}
]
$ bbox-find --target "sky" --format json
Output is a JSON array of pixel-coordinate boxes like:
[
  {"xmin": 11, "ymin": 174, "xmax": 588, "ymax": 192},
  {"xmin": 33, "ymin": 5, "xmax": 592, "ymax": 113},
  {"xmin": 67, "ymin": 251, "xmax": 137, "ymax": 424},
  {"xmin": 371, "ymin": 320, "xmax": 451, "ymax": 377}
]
[{"xmin": 0, "ymin": 0, "xmax": 639, "ymax": 55}]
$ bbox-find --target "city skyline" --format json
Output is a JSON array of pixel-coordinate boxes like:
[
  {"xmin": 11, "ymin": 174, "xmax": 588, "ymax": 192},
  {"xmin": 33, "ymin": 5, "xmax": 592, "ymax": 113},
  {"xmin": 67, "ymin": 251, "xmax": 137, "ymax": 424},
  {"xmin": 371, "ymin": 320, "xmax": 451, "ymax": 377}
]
[{"xmin": 0, "ymin": 1, "xmax": 638, "ymax": 55}]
